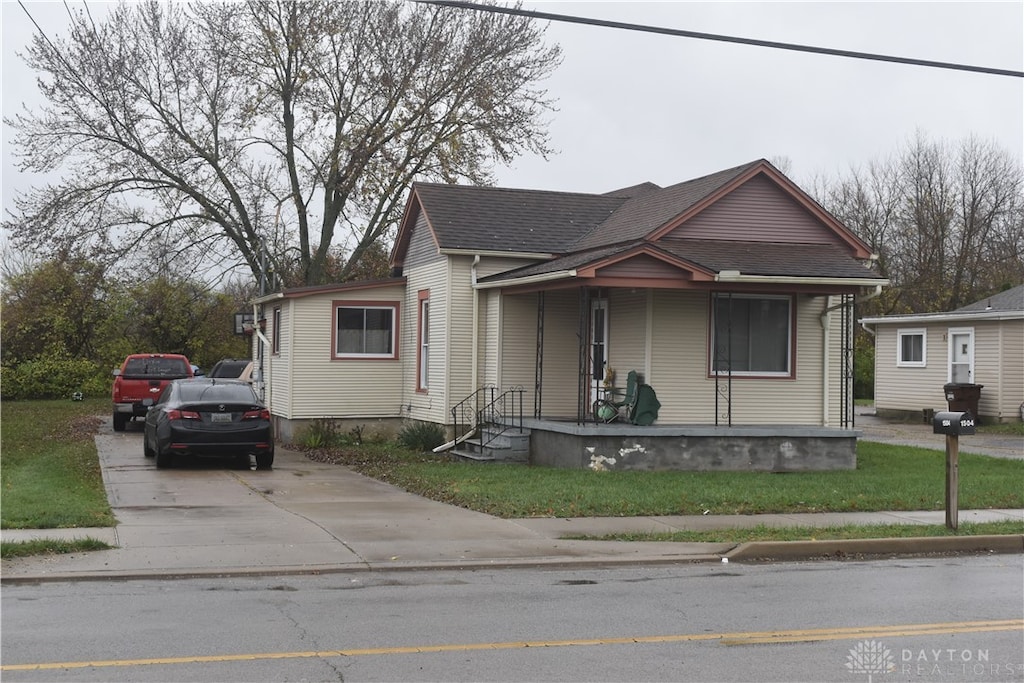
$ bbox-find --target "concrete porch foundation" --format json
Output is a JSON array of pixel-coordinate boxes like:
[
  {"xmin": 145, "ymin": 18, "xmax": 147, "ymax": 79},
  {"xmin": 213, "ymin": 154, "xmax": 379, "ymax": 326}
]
[{"xmin": 524, "ymin": 419, "xmax": 858, "ymax": 471}]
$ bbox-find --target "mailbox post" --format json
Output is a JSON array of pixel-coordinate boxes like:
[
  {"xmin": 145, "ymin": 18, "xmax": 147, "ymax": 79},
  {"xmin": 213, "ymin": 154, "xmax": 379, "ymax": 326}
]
[{"xmin": 932, "ymin": 411, "xmax": 976, "ymax": 530}]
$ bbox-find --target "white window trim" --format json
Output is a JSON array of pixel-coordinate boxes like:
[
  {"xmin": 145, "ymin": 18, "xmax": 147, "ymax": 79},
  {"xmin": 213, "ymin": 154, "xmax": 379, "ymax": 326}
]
[
  {"xmin": 710, "ymin": 293, "xmax": 793, "ymax": 377},
  {"xmin": 418, "ymin": 296, "xmax": 430, "ymax": 391},
  {"xmin": 896, "ymin": 328, "xmax": 926, "ymax": 367},
  {"xmin": 334, "ymin": 305, "xmax": 397, "ymax": 359}
]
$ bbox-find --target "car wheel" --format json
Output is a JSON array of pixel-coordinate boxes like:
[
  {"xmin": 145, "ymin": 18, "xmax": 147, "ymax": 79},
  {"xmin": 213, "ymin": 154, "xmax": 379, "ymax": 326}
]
[
  {"xmin": 255, "ymin": 450, "xmax": 274, "ymax": 470},
  {"xmin": 112, "ymin": 413, "xmax": 127, "ymax": 432},
  {"xmin": 155, "ymin": 447, "xmax": 173, "ymax": 469},
  {"xmin": 143, "ymin": 435, "xmax": 156, "ymax": 458}
]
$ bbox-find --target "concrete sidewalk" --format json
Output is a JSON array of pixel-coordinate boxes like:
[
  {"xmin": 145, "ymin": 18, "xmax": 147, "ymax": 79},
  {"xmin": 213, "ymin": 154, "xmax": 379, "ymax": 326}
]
[{"xmin": 1, "ymin": 419, "xmax": 1021, "ymax": 583}]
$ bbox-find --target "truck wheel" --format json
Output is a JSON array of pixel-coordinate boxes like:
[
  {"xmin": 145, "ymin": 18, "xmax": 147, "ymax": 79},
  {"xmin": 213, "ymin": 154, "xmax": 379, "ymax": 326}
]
[{"xmin": 113, "ymin": 413, "xmax": 127, "ymax": 432}]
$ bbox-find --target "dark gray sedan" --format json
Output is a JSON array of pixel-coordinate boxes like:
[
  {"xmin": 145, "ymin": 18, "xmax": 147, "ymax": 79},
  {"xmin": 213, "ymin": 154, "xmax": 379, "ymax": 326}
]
[{"xmin": 143, "ymin": 378, "xmax": 274, "ymax": 470}]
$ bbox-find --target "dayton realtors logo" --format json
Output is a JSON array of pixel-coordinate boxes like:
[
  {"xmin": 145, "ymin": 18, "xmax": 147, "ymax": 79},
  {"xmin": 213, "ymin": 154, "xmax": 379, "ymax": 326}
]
[
  {"xmin": 846, "ymin": 640, "xmax": 896, "ymax": 683},
  {"xmin": 846, "ymin": 639, "xmax": 1020, "ymax": 680}
]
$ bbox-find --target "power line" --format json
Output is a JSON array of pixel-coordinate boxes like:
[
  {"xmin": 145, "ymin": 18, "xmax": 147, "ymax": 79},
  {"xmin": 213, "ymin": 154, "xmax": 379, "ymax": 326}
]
[{"xmin": 415, "ymin": 0, "xmax": 1023, "ymax": 79}]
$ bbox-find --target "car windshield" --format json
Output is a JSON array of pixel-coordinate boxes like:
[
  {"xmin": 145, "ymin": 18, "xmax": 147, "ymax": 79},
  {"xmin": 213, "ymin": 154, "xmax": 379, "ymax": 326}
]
[
  {"xmin": 123, "ymin": 357, "xmax": 190, "ymax": 378},
  {"xmin": 209, "ymin": 361, "xmax": 250, "ymax": 378},
  {"xmin": 176, "ymin": 383, "xmax": 257, "ymax": 404}
]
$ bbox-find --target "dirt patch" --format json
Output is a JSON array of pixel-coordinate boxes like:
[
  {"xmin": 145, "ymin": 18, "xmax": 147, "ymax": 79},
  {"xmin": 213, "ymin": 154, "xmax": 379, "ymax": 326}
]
[{"xmin": 51, "ymin": 415, "xmax": 105, "ymax": 443}]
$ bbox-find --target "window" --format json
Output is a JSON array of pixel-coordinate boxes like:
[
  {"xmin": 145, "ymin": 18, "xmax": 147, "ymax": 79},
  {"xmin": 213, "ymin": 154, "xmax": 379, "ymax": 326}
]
[
  {"xmin": 897, "ymin": 328, "xmax": 926, "ymax": 367},
  {"xmin": 272, "ymin": 308, "xmax": 281, "ymax": 355},
  {"xmin": 417, "ymin": 291, "xmax": 430, "ymax": 391},
  {"xmin": 711, "ymin": 294, "xmax": 792, "ymax": 376},
  {"xmin": 334, "ymin": 303, "xmax": 397, "ymax": 358}
]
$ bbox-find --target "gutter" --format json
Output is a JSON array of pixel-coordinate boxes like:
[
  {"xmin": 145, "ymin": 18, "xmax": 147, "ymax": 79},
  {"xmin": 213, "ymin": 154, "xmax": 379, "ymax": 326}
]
[
  {"xmin": 716, "ymin": 271, "xmax": 889, "ymax": 287},
  {"xmin": 474, "ymin": 270, "xmax": 578, "ymax": 290}
]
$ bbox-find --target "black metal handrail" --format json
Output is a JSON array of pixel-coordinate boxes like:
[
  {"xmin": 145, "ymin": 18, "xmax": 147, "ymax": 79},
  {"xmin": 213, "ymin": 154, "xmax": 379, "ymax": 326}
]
[{"xmin": 450, "ymin": 385, "xmax": 525, "ymax": 448}]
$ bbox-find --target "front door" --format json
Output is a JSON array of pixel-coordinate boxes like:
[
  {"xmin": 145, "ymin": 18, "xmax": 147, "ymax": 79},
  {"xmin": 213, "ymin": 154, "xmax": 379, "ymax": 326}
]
[
  {"xmin": 590, "ymin": 298, "xmax": 609, "ymax": 406},
  {"xmin": 948, "ymin": 328, "xmax": 974, "ymax": 384}
]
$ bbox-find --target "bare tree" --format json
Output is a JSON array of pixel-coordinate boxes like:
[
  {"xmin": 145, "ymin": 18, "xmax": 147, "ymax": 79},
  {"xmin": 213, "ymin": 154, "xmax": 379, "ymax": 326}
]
[
  {"xmin": 822, "ymin": 133, "xmax": 1023, "ymax": 314},
  {"xmin": 5, "ymin": 0, "xmax": 560, "ymax": 286}
]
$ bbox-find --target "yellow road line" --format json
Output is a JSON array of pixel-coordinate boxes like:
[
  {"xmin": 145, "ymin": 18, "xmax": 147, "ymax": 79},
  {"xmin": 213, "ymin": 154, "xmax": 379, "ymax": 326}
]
[{"xmin": 3, "ymin": 619, "xmax": 1021, "ymax": 672}]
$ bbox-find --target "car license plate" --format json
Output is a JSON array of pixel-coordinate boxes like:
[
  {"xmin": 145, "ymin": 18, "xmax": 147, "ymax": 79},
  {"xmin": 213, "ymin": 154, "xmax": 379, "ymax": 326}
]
[{"xmin": 210, "ymin": 412, "xmax": 233, "ymax": 423}]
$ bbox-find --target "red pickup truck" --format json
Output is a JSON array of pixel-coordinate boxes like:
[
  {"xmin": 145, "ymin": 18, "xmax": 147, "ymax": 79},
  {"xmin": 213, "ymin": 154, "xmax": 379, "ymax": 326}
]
[{"xmin": 111, "ymin": 354, "xmax": 193, "ymax": 431}]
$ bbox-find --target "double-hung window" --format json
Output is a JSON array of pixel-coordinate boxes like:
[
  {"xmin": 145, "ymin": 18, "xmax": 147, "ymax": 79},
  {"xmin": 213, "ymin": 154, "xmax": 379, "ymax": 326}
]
[
  {"xmin": 711, "ymin": 293, "xmax": 792, "ymax": 376},
  {"xmin": 417, "ymin": 291, "xmax": 429, "ymax": 391},
  {"xmin": 897, "ymin": 328, "xmax": 926, "ymax": 367},
  {"xmin": 334, "ymin": 303, "xmax": 397, "ymax": 359}
]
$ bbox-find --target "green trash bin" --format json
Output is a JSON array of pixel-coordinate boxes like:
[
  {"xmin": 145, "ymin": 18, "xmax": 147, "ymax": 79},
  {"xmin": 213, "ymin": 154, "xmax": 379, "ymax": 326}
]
[{"xmin": 943, "ymin": 383, "xmax": 983, "ymax": 420}]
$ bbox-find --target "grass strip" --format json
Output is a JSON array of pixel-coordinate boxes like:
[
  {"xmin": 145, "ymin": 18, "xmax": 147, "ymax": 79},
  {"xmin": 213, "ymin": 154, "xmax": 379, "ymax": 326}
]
[
  {"xmin": 561, "ymin": 520, "xmax": 1024, "ymax": 544},
  {"xmin": 0, "ymin": 538, "xmax": 114, "ymax": 559}
]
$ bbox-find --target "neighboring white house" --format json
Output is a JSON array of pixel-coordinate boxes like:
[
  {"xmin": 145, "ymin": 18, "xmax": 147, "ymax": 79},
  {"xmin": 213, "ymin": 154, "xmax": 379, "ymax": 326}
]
[
  {"xmin": 252, "ymin": 160, "xmax": 889, "ymax": 469},
  {"xmin": 860, "ymin": 285, "xmax": 1024, "ymax": 423}
]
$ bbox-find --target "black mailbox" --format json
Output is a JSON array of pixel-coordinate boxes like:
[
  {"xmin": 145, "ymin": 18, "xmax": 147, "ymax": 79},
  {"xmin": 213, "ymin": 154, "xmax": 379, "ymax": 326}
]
[{"xmin": 932, "ymin": 411, "xmax": 976, "ymax": 436}]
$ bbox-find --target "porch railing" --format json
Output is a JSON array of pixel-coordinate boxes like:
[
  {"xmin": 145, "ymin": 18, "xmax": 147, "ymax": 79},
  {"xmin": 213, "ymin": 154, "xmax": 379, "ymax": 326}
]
[{"xmin": 450, "ymin": 385, "xmax": 525, "ymax": 447}]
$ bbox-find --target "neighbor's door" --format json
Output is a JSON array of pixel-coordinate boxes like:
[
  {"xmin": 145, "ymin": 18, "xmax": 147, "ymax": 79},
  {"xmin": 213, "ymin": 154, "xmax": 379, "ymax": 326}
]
[
  {"xmin": 590, "ymin": 298, "xmax": 609, "ymax": 406},
  {"xmin": 948, "ymin": 328, "xmax": 974, "ymax": 384}
]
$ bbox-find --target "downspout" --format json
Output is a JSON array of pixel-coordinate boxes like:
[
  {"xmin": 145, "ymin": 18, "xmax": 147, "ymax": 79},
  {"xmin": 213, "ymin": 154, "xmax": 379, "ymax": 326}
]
[
  {"xmin": 471, "ymin": 255, "xmax": 480, "ymax": 393},
  {"xmin": 821, "ymin": 285, "xmax": 882, "ymax": 427}
]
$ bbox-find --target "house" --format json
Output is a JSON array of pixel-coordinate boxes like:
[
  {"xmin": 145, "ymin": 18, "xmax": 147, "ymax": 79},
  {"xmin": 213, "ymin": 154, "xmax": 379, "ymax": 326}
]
[
  {"xmin": 860, "ymin": 285, "xmax": 1024, "ymax": 424},
  {"xmin": 252, "ymin": 159, "xmax": 888, "ymax": 471}
]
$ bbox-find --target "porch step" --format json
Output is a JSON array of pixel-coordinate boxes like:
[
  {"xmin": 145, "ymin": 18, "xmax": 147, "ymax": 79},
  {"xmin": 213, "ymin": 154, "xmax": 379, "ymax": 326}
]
[{"xmin": 449, "ymin": 427, "xmax": 530, "ymax": 464}]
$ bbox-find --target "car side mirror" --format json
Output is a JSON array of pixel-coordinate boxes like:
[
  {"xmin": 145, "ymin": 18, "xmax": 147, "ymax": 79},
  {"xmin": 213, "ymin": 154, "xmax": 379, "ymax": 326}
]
[{"xmin": 112, "ymin": 369, "xmax": 122, "ymax": 377}]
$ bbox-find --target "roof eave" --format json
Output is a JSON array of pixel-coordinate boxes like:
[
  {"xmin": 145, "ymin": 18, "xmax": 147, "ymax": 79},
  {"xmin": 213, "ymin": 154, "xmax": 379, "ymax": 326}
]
[
  {"xmin": 441, "ymin": 248, "xmax": 556, "ymax": 260},
  {"xmin": 475, "ymin": 270, "xmax": 577, "ymax": 289},
  {"xmin": 861, "ymin": 310, "xmax": 1024, "ymax": 325},
  {"xmin": 714, "ymin": 271, "xmax": 890, "ymax": 287}
]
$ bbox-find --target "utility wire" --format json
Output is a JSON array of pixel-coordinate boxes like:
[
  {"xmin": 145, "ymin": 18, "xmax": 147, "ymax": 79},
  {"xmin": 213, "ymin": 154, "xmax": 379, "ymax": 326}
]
[{"xmin": 416, "ymin": 0, "xmax": 1024, "ymax": 78}]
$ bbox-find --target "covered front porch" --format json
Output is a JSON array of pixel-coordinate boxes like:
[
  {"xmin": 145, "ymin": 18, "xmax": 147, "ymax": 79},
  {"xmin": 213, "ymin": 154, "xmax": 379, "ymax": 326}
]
[{"xmin": 459, "ymin": 279, "xmax": 866, "ymax": 471}]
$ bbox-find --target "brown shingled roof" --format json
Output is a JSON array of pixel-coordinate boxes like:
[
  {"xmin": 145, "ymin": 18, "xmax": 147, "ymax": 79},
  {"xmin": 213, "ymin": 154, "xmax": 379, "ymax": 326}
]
[{"xmin": 413, "ymin": 183, "xmax": 625, "ymax": 253}]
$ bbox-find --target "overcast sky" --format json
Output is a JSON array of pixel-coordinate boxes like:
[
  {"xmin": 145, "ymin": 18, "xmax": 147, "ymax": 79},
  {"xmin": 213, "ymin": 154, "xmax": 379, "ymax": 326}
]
[{"xmin": 2, "ymin": 1, "xmax": 1022, "ymax": 219}]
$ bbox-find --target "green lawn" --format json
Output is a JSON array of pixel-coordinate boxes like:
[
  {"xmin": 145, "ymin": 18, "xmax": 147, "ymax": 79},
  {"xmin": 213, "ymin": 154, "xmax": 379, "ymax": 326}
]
[
  {"xmin": 1, "ymin": 398, "xmax": 115, "ymax": 529},
  {"xmin": 307, "ymin": 439, "xmax": 1024, "ymax": 519}
]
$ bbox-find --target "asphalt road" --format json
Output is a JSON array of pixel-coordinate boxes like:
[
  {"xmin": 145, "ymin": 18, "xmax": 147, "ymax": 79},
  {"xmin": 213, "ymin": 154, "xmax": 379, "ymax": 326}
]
[{"xmin": 2, "ymin": 557, "xmax": 1022, "ymax": 682}]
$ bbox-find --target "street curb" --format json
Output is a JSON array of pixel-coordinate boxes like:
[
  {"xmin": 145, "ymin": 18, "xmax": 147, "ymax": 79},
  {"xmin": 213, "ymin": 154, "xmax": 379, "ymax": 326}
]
[
  {"xmin": 0, "ymin": 554, "xmax": 726, "ymax": 584},
  {"xmin": 726, "ymin": 534, "xmax": 1024, "ymax": 562},
  {"xmin": 5, "ymin": 536, "xmax": 1023, "ymax": 584}
]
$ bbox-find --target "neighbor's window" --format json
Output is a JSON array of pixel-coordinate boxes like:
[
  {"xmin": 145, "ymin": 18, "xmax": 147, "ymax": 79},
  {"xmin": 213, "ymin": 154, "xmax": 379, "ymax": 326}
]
[
  {"xmin": 417, "ymin": 291, "xmax": 430, "ymax": 391},
  {"xmin": 335, "ymin": 304, "xmax": 397, "ymax": 358},
  {"xmin": 711, "ymin": 293, "xmax": 792, "ymax": 376},
  {"xmin": 897, "ymin": 328, "xmax": 926, "ymax": 367},
  {"xmin": 272, "ymin": 307, "xmax": 281, "ymax": 354}
]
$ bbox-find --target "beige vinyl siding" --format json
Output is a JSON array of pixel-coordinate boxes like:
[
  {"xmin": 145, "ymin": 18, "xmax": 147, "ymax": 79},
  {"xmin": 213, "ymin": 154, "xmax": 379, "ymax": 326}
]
[
  {"xmin": 971, "ymin": 320, "xmax": 1023, "ymax": 420},
  {"xmin": 873, "ymin": 324, "xmax": 949, "ymax": 415},
  {"xmin": 401, "ymin": 260, "xmax": 448, "ymax": 424},
  {"xmin": 483, "ymin": 289, "xmax": 500, "ymax": 388},
  {"xmin": 284, "ymin": 286, "xmax": 405, "ymax": 419},
  {"xmin": 477, "ymin": 256, "xmax": 541, "ymax": 278},
  {"xmin": 446, "ymin": 257, "xmax": 476, "ymax": 417},
  {"xmin": 606, "ymin": 289, "xmax": 649, "ymax": 383},
  {"xmin": 536, "ymin": 290, "xmax": 582, "ymax": 417},
  {"xmin": 996, "ymin": 321, "xmax": 1024, "ymax": 420},
  {"xmin": 648, "ymin": 291, "xmax": 828, "ymax": 425},
  {"xmin": 404, "ymin": 212, "xmax": 443, "ymax": 268},
  {"xmin": 499, "ymin": 292, "xmax": 545, "ymax": 412},
  {"xmin": 268, "ymin": 303, "xmax": 292, "ymax": 418}
]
